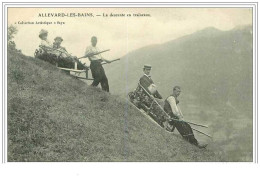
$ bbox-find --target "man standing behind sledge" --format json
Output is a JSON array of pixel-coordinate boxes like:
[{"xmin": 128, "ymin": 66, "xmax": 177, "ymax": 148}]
[
  {"xmin": 164, "ymin": 86, "xmax": 207, "ymax": 148},
  {"xmin": 85, "ymin": 36, "xmax": 111, "ymax": 92},
  {"xmin": 140, "ymin": 64, "xmax": 162, "ymax": 99}
]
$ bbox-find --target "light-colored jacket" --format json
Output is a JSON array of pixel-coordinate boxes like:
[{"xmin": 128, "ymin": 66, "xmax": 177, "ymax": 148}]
[{"xmin": 40, "ymin": 39, "xmax": 52, "ymax": 48}]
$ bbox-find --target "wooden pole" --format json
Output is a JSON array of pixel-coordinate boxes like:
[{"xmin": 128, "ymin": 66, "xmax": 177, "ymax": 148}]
[
  {"xmin": 101, "ymin": 58, "xmax": 121, "ymax": 65},
  {"xmin": 78, "ymin": 49, "xmax": 110, "ymax": 59},
  {"xmin": 184, "ymin": 121, "xmax": 209, "ymax": 128},
  {"xmin": 191, "ymin": 127, "xmax": 212, "ymax": 138}
]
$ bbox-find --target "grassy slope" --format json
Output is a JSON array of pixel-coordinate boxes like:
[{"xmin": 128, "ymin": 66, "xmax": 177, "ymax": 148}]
[{"xmin": 8, "ymin": 50, "xmax": 220, "ymax": 162}]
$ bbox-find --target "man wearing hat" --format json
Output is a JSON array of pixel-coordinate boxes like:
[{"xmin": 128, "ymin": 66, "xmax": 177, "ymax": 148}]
[
  {"xmin": 85, "ymin": 36, "xmax": 111, "ymax": 92},
  {"xmin": 53, "ymin": 37, "xmax": 67, "ymax": 53},
  {"xmin": 164, "ymin": 86, "xmax": 207, "ymax": 148},
  {"xmin": 52, "ymin": 36, "xmax": 86, "ymax": 71},
  {"xmin": 39, "ymin": 29, "xmax": 52, "ymax": 48},
  {"xmin": 139, "ymin": 64, "xmax": 162, "ymax": 99}
]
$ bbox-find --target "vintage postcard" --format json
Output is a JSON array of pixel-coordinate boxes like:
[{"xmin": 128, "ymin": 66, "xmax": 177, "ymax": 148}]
[{"xmin": 4, "ymin": 4, "xmax": 255, "ymax": 163}]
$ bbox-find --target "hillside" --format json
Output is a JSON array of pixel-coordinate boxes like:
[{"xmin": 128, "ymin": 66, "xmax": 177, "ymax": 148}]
[
  {"xmin": 105, "ymin": 26, "xmax": 253, "ymax": 161},
  {"xmin": 106, "ymin": 25, "xmax": 253, "ymax": 117},
  {"xmin": 7, "ymin": 49, "xmax": 220, "ymax": 162}
]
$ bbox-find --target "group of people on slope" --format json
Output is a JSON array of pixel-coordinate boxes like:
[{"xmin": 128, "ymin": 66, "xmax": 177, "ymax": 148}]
[
  {"xmin": 38, "ymin": 29, "xmax": 111, "ymax": 91},
  {"xmin": 38, "ymin": 29, "xmax": 207, "ymax": 148},
  {"xmin": 38, "ymin": 29, "xmax": 69, "ymax": 58},
  {"xmin": 138, "ymin": 64, "xmax": 207, "ymax": 148}
]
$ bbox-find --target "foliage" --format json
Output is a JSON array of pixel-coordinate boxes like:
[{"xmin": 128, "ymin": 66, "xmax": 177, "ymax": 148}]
[{"xmin": 8, "ymin": 25, "xmax": 18, "ymax": 42}]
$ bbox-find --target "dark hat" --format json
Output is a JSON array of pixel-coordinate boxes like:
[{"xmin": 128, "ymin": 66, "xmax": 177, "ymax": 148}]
[
  {"xmin": 143, "ymin": 64, "xmax": 152, "ymax": 69},
  {"xmin": 54, "ymin": 36, "xmax": 63, "ymax": 42}
]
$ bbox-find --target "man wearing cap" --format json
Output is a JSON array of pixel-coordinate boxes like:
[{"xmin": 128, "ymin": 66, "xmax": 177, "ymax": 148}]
[
  {"xmin": 85, "ymin": 36, "xmax": 111, "ymax": 92},
  {"xmin": 53, "ymin": 36, "xmax": 67, "ymax": 53},
  {"xmin": 164, "ymin": 86, "xmax": 207, "ymax": 148},
  {"xmin": 52, "ymin": 36, "xmax": 72, "ymax": 58},
  {"xmin": 139, "ymin": 64, "xmax": 162, "ymax": 99},
  {"xmin": 53, "ymin": 36, "xmax": 86, "ymax": 71},
  {"xmin": 39, "ymin": 29, "xmax": 52, "ymax": 48}
]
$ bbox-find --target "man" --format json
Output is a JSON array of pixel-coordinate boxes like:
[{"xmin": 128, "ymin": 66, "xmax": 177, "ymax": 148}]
[
  {"xmin": 139, "ymin": 64, "xmax": 162, "ymax": 99},
  {"xmin": 53, "ymin": 36, "xmax": 86, "ymax": 71},
  {"xmin": 53, "ymin": 36, "xmax": 67, "ymax": 53},
  {"xmin": 164, "ymin": 86, "xmax": 207, "ymax": 148},
  {"xmin": 85, "ymin": 36, "xmax": 110, "ymax": 92}
]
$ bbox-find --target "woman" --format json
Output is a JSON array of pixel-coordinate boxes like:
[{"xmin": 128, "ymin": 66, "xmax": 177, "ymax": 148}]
[{"xmin": 39, "ymin": 29, "xmax": 52, "ymax": 48}]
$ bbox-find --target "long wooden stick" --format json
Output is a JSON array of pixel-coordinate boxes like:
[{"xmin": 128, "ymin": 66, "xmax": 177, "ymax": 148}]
[
  {"xmin": 78, "ymin": 49, "xmax": 110, "ymax": 59},
  {"xmin": 101, "ymin": 58, "xmax": 120, "ymax": 65},
  {"xmin": 138, "ymin": 83, "xmax": 211, "ymax": 137},
  {"xmin": 57, "ymin": 67, "xmax": 86, "ymax": 72},
  {"xmin": 191, "ymin": 127, "xmax": 212, "ymax": 138},
  {"xmin": 184, "ymin": 121, "xmax": 208, "ymax": 128}
]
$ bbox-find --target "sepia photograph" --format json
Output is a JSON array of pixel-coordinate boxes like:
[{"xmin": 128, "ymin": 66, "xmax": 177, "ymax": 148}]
[{"xmin": 5, "ymin": 5, "xmax": 255, "ymax": 162}]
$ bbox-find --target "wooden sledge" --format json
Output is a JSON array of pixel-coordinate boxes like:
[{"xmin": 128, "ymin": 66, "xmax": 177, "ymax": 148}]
[{"xmin": 134, "ymin": 83, "xmax": 212, "ymax": 138}]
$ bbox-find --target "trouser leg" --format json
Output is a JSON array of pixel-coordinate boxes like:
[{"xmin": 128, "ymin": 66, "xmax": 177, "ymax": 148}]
[
  {"xmin": 90, "ymin": 61, "xmax": 101, "ymax": 87},
  {"xmin": 100, "ymin": 66, "xmax": 109, "ymax": 92},
  {"xmin": 181, "ymin": 122, "xmax": 198, "ymax": 145},
  {"xmin": 172, "ymin": 121, "xmax": 198, "ymax": 145}
]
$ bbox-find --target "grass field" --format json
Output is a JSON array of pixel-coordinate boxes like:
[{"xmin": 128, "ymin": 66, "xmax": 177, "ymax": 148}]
[{"xmin": 7, "ymin": 49, "xmax": 222, "ymax": 162}]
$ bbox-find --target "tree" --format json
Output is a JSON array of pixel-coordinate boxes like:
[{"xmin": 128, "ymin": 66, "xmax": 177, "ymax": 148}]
[
  {"xmin": 8, "ymin": 25, "xmax": 20, "ymax": 52},
  {"xmin": 8, "ymin": 25, "xmax": 18, "ymax": 42}
]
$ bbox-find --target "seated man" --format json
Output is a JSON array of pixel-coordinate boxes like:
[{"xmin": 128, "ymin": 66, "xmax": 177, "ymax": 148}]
[
  {"xmin": 164, "ymin": 86, "xmax": 207, "ymax": 148},
  {"xmin": 129, "ymin": 64, "xmax": 162, "ymax": 106},
  {"xmin": 128, "ymin": 64, "xmax": 165, "ymax": 125},
  {"xmin": 52, "ymin": 36, "xmax": 86, "ymax": 71},
  {"xmin": 139, "ymin": 64, "xmax": 162, "ymax": 99},
  {"xmin": 53, "ymin": 36, "xmax": 67, "ymax": 53}
]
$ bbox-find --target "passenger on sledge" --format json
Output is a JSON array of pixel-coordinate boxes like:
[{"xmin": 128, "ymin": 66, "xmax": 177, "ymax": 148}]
[
  {"xmin": 139, "ymin": 64, "xmax": 162, "ymax": 99},
  {"xmin": 129, "ymin": 64, "xmax": 163, "ymax": 109},
  {"xmin": 52, "ymin": 36, "xmax": 86, "ymax": 71},
  {"xmin": 35, "ymin": 30, "xmax": 86, "ymax": 72},
  {"xmin": 34, "ymin": 29, "xmax": 57, "ymax": 63},
  {"xmin": 128, "ymin": 64, "xmax": 166, "ymax": 126}
]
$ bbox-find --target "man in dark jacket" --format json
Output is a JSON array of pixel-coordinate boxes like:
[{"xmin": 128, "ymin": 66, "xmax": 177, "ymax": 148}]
[
  {"xmin": 139, "ymin": 64, "xmax": 162, "ymax": 99},
  {"xmin": 164, "ymin": 86, "xmax": 207, "ymax": 148}
]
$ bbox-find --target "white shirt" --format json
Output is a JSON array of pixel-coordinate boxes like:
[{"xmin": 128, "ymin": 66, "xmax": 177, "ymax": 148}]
[
  {"xmin": 85, "ymin": 45, "xmax": 102, "ymax": 61},
  {"xmin": 40, "ymin": 39, "xmax": 52, "ymax": 48},
  {"xmin": 167, "ymin": 96, "xmax": 183, "ymax": 118}
]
